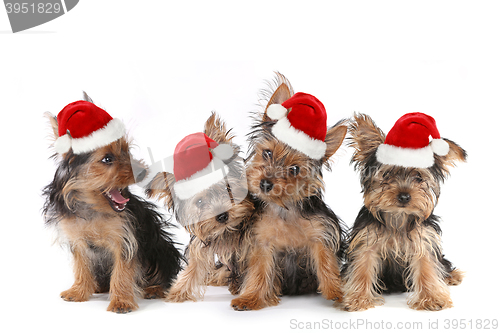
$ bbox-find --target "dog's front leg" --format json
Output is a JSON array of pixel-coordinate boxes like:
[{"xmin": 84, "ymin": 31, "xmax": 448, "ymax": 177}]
[
  {"xmin": 167, "ymin": 242, "xmax": 213, "ymax": 302},
  {"xmin": 107, "ymin": 245, "xmax": 139, "ymax": 313},
  {"xmin": 342, "ymin": 234, "xmax": 384, "ymax": 311},
  {"xmin": 231, "ymin": 244, "xmax": 279, "ymax": 310},
  {"xmin": 407, "ymin": 248, "xmax": 453, "ymax": 311},
  {"xmin": 60, "ymin": 243, "xmax": 96, "ymax": 302},
  {"xmin": 310, "ymin": 240, "xmax": 343, "ymax": 302}
]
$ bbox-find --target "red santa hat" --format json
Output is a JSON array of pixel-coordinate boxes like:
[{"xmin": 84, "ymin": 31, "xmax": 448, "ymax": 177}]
[
  {"xmin": 55, "ymin": 101, "xmax": 125, "ymax": 154},
  {"xmin": 266, "ymin": 92, "xmax": 327, "ymax": 160},
  {"xmin": 169, "ymin": 132, "xmax": 233, "ymax": 200},
  {"xmin": 376, "ymin": 112, "xmax": 449, "ymax": 168}
]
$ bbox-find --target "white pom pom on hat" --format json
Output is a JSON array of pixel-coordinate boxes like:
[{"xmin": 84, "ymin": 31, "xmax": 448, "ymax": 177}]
[
  {"xmin": 267, "ymin": 104, "xmax": 288, "ymax": 120},
  {"xmin": 430, "ymin": 138, "xmax": 450, "ymax": 156},
  {"xmin": 213, "ymin": 143, "xmax": 234, "ymax": 160},
  {"xmin": 54, "ymin": 132, "xmax": 72, "ymax": 154}
]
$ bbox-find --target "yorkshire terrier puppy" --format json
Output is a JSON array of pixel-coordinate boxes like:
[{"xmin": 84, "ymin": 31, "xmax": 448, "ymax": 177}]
[
  {"xmin": 43, "ymin": 94, "xmax": 182, "ymax": 313},
  {"xmin": 343, "ymin": 113, "xmax": 466, "ymax": 311},
  {"xmin": 146, "ymin": 112, "xmax": 255, "ymax": 302},
  {"xmin": 231, "ymin": 73, "xmax": 347, "ymax": 311}
]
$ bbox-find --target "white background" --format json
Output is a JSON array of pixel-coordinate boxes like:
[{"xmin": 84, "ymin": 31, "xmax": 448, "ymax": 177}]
[{"xmin": 1, "ymin": 1, "xmax": 499, "ymax": 332}]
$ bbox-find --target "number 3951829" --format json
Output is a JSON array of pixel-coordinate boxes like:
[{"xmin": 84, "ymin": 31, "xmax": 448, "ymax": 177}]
[
  {"xmin": 5, "ymin": 2, "xmax": 62, "ymax": 14},
  {"xmin": 444, "ymin": 319, "xmax": 498, "ymax": 330}
]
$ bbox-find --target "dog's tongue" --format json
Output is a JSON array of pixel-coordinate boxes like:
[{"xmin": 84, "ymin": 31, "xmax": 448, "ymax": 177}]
[{"xmin": 109, "ymin": 189, "xmax": 129, "ymax": 204}]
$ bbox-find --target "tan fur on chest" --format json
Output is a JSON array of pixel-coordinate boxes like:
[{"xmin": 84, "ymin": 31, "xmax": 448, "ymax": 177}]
[
  {"xmin": 59, "ymin": 216, "xmax": 130, "ymax": 250},
  {"xmin": 255, "ymin": 206, "xmax": 322, "ymax": 249},
  {"xmin": 350, "ymin": 223, "xmax": 442, "ymax": 263}
]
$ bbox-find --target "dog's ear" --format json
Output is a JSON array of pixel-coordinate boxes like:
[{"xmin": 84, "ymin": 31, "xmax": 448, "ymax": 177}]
[
  {"xmin": 44, "ymin": 112, "xmax": 59, "ymax": 142},
  {"xmin": 321, "ymin": 121, "xmax": 347, "ymax": 168},
  {"xmin": 348, "ymin": 113, "xmax": 386, "ymax": 168},
  {"xmin": 204, "ymin": 112, "xmax": 234, "ymax": 143},
  {"xmin": 263, "ymin": 73, "xmax": 294, "ymax": 122},
  {"xmin": 82, "ymin": 91, "xmax": 94, "ymax": 104},
  {"xmin": 437, "ymin": 138, "xmax": 467, "ymax": 172},
  {"xmin": 145, "ymin": 172, "xmax": 176, "ymax": 210}
]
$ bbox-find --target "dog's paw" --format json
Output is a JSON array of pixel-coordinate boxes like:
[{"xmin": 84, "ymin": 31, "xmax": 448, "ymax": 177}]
[
  {"xmin": 231, "ymin": 295, "xmax": 279, "ymax": 311},
  {"xmin": 445, "ymin": 269, "xmax": 464, "ymax": 286},
  {"xmin": 343, "ymin": 296, "xmax": 382, "ymax": 312},
  {"xmin": 107, "ymin": 298, "xmax": 138, "ymax": 314},
  {"xmin": 231, "ymin": 297, "xmax": 263, "ymax": 311},
  {"xmin": 166, "ymin": 289, "xmax": 197, "ymax": 303},
  {"xmin": 143, "ymin": 286, "xmax": 165, "ymax": 299},
  {"xmin": 409, "ymin": 296, "xmax": 453, "ymax": 311},
  {"xmin": 321, "ymin": 287, "xmax": 343, "ymax": 303},
  {"xmin": 60, "ymin": 288, "xmax": 90, "ymax": 302}
]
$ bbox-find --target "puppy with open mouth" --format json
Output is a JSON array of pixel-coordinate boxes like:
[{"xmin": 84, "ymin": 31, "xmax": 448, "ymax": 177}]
[{"xmin": 42, "ymin": 93, "xmax": 182, "ymax": 313}]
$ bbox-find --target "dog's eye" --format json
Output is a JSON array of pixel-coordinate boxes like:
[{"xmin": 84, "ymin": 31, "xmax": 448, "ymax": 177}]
[
  {"xmin": 415, "ymin": 176, "xmax": 424, "ymax": 183},
  {"xmin": 195, "ymin": 198, "xmax": 203, "ymax": 208},
  {"xmin": 262, "ymin": 149, "xmax": 273, "ymax": 160},
  {"xmin": 289, "ymin": 165, "xmax": 300, "ymax": 176},
  {"xmin": 101, "ymin": 154, "xmax": 115, "ymax": 165}
]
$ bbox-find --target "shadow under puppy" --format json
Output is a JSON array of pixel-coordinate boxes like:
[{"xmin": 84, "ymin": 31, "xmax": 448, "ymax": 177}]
[
  {"xmin": 146, "ymin": 112, "xmax": 255, "ymax": 302},
  {"xmin": 231, "ymin": 74, "xmax": 347, "ymax": 311},
  {"xmin": 343, "ymin": 112, "xmax": 466, "ymax": 311},
  {"xmin": 43, "ymin": 95, "xmax": 182, "ymax": 313}
]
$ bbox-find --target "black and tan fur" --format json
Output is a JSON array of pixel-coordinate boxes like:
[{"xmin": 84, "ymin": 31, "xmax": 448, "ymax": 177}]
[
  {"xmin": 230, "ymin": 73, "xmax": 347, "ymax": 311},
  {"xmin": 42, "ymin": 95, "xmax": 182, "ymax": 313},
  {"xmin": 146, "ymin": 112, "xmax": 256, "ymax": 301},
  {"xmin": 342, "ymin": 113, "xmax": 466, "ymax": 311}
]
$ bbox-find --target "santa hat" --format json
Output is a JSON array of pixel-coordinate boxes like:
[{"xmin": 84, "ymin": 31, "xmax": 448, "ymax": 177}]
[
  {"xmin": 376, "ymin": 112, "xmax": 450, "ymax": 168},
  {"xmin": 266, "ymin": 92, "xmax": 327, "ymax": 159},
  {"xmin": 170, "ymin": 132, "xmax": 233, "ymax": 200},
  {"xmin": 54, "ymin": 101, "xmax": 125, "ymax": 154}
]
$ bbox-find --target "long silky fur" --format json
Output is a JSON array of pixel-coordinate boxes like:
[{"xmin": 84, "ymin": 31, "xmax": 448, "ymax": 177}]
[
  {"xmin": 343, "ymin": 112, "xmax": 466, "ymax": 311},
  {"xmin": 343, "ymin": 206, "xmax": 454, "ymax": 294},
  {"xmin": 240, "ymin": 72, "xmax": 346, "ymax": 299},
  {"xmin": 42, "ymin": 145, "xmax": 182, "ymax": 295}
]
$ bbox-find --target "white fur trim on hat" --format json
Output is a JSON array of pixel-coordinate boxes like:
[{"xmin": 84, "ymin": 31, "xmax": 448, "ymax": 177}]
[
  {"xmin": 376, "ymin": 144, "xmax": 435, "ymax": 168},
  {"xmin": 267, "ymin": 104, "xmax": 288, "ymax": 120},
  {"xmin": 430, "ymin": 138, "xmax": 449, "ymax": 156},
  {"xmin": 173, "ymin": 160, "xmax": 229, "ymax": 200},
  {"xmin": 69, "ymin": 119, "xmax": 126, "ymax": 154},
  {"xmin": 271, "ymin": 117, "xmax": 327, "ymax": 160}
]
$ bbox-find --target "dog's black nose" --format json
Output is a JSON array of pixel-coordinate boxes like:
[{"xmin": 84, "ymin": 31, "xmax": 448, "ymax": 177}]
[
  {"xmin": 397, "ymin": 193, "xmax": 411, "ymax": 204},
  {"xmin": 216, "ymin": 212, "xmax": 229, "ymax": 224},
  {"xmin": 260, "ymin": 179, "xmax": 274, "ymax": 193}
]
